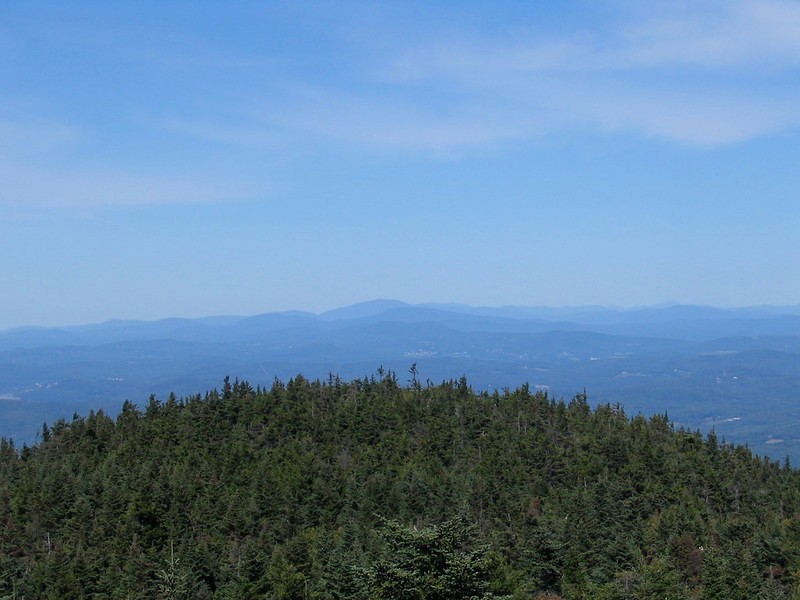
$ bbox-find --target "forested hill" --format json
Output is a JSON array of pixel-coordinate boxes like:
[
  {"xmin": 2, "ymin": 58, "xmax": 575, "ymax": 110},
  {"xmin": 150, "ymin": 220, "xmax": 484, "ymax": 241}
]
[
  {"xmin": 6, "ymin": 301, "xmax": 800, "ymax": 462},
  {"xmin": 3, "ymin": 374, "xmax": 800, "ymax": 598}
]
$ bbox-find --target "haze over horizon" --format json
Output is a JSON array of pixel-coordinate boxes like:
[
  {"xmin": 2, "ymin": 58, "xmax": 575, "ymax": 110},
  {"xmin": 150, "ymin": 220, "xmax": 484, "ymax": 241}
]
[
  {"xmin": 2, "ymin": 1, "xmax": 799, "ymax": 330},
  {"xmin": 5, "ymin": 297, "xmax": 800, "ymax": 334}
]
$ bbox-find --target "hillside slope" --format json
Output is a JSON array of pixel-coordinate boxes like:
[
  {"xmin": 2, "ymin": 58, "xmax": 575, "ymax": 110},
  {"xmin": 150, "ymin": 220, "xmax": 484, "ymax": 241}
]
[{"xmin": 2, "ymin": 374, "xmax": 800, "ymax": 598}]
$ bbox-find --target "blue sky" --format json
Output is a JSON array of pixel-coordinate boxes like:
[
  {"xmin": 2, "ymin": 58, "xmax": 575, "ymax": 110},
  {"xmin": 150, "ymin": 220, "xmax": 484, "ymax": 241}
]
[{"xmin": 2, "ymin": 1, "xmax": 799, "ymax": 329}]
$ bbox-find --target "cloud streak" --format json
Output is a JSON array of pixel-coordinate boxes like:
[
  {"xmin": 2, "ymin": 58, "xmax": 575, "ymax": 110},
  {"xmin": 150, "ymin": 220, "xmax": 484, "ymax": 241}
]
[
  {"xmin": 0, "ymin": 162, "xmax": 262, "ymax": 209},
  {"xmin": 619, "ymin": 0, "xmax": 800, "ymax": 70},
  {"xmin": 0, "ymin": 117, "xmax": 82, "ymax": 156},
  {"xmin": 5, "ymin": 1, "xmax": 800, "ymax": 211},
  {"xmin": 158, "ymin": 1, "xmax": 800, "ymax": 155},
  {"xmin": 370, "ymin": 0, "xmax": 800, "ymax": 147},
  {"xmin": 0, "ymin": 110, "xmax": 267, "ymax": 209}
]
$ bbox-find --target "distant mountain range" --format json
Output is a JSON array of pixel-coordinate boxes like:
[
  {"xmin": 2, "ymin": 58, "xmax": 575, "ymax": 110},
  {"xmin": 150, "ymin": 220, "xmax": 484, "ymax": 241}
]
[{"xmin": 3, "ymin": 300, "xmax": 800, "ymax": 461}]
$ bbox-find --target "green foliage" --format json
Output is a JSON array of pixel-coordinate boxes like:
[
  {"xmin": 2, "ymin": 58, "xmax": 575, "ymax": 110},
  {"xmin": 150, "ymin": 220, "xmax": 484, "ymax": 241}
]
[
  {"xmin": 1, "ymin": 373, "xmax": 799, "ymax": 598},
  {"xmin": 156, "ymin": 541, "xmax": 190, "ymax": 600},
  {"xmin": 353, "ymin": 515, "xmax": 510, "ymax": 599}
]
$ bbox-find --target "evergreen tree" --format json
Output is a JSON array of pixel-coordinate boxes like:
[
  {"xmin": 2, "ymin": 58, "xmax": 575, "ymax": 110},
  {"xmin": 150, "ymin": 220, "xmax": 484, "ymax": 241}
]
[{"xmin": 354, "ymin": 515, "xmax": 510, "ymax": 600}]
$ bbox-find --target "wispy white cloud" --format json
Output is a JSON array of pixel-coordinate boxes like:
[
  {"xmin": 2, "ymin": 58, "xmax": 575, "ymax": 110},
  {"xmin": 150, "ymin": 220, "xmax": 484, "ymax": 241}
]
[
  {"xmin": 0, "ymin": 104, "xmax": 269, "ymax": 209},
  {"xmin": 158, "ymin": 1, "xmax": 800, "ymax": 153},
  {"xmin": 6, "ymin": 0, "xmax": 800, "ymax": 204},
  {"xmin": 360, "ymin": 0, "xmax": 800, "ymax": 147},
  {"xmin": 159, "ymin": 86, "xmax": 555, "ymax": 159},
  {"xmin": 160, "ymin": 116, "xmax": 290, "ymax": 149},
  {"xmin": 0, "ymin": 162, "xmax": 262, "ymax": 209},
  {"xmin": 559, "ymin": 81, "xmax": 800, "ymax": 144},
  {"xmin": 619, "ymin": 0, "xmax": 800, "ymax": 70},
  {"xmin": 388, "ymin": 1, "xmax": 800, "ymax": 78},
  {"xmin": 0, "ymin": 116, "xmax": 82, "ymax": 155},
  {"xmin": 257, "ymin": 88, "xmax": 543, "ymax": 154}
]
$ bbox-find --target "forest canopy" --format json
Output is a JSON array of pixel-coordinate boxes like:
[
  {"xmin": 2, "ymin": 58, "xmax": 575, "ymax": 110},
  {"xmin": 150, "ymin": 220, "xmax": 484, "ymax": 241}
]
[{"xmin": 2, "ymin": 372, "xmax": 800, "ymax": 598}]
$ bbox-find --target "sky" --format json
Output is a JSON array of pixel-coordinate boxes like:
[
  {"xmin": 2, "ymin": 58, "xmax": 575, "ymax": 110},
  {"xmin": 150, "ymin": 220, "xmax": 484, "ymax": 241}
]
[{"xmin": 1, "ymin": 0, "xmax": 799, "ymax": 329}]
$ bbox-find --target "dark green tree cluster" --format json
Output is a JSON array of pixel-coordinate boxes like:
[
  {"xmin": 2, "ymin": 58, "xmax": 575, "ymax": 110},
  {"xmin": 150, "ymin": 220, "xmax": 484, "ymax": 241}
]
[
  {"xmin": 353, "ymin": 514, "xmax": 509, "ymax": 600},
  {"xmin": 2, "ymin": 373, "xmax": 800, "ymax": 598}
]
